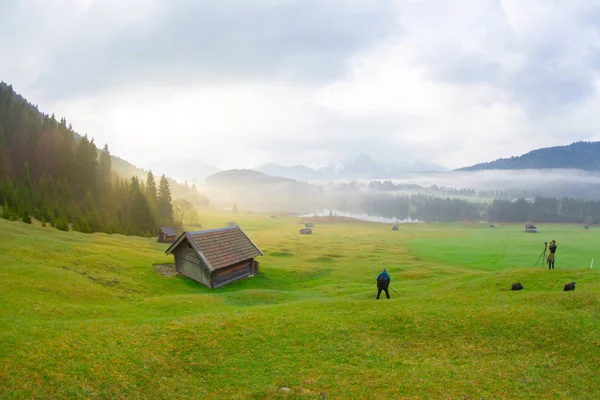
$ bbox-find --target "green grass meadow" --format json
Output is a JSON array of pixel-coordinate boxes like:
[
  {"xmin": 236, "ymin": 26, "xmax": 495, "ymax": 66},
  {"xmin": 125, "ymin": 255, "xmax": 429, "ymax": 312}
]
[{"xmin": 1, "ymin": 214, "xmax": 599, "ymax": 399}]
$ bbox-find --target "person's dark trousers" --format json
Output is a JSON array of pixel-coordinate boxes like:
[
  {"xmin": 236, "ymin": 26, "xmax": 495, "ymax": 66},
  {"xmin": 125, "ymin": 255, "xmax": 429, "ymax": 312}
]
[
  {"xmin": 377, "ymin": 287, "xmax": 390, "ymax": 299},
  {"xmin": 549, "ymin": 262, "xmax": 555, "ymax": 269}
]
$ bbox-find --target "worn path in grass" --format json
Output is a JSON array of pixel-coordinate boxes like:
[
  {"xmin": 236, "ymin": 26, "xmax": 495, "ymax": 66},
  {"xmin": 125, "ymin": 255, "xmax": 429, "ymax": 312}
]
[{"xmin": 1, "ymin": 215, "xmax": 599, "ymax": 399}]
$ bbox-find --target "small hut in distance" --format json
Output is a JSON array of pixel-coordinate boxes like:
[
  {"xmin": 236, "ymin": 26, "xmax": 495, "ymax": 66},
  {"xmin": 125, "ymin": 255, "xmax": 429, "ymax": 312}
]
[
  {"xmin": 299, "ymin": 227, "xmax": 312, "ymax": 235},
  {"xmin": 305, "ymin": 222, "xmax": 314, "ymax": 228},
  {"xmin": 525, "ymin": 223, "xmax": 538, "ymax": 233},
  {"xmin": 158, "ymin": 226, "xmax": 177, "ymax": 243}
]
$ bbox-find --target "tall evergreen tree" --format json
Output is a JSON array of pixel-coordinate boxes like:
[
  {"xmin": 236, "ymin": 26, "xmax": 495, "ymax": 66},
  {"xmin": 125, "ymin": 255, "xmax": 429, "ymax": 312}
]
[
  {"xmin": 97, "ymin": 143, "xmax": 112, "ymax": 195},
  {"xmin": 131, "ymin": 186, "xmax": 156, "ymax": 236},
  {"xmin": 57, "ymin": 118, "xmax": 74, "ymax": 182},
  {"xmin": 83, "ymin": 189, "xmax": 100, "ymax": 232},
  {"xmin": 130, "ymin": 175, "xmax": 140, "ymax": 192},
  {"xmin": 18, "ymin": 162, "xmax": 33, "ymax": 222},
  {"xmin": 157, "ymin": 174, "xmax": 173, "ymax": 225},
  {"xmin": 73, "ymin": 135, "xmax": 98, "ymax": 202},
  {"xmin": 145, "ymin": 171, "xmax": 157, "ymax": 204},
  {"xmin": 0, "ymin": 122, "xmax": 4, "ymax": 175}
]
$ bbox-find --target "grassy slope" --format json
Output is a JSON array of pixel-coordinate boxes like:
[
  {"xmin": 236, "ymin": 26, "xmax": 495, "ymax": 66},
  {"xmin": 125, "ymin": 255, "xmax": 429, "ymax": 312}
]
[{"xmin": 1, "ymin": 215, "xmax": 599, "ymax": 399}]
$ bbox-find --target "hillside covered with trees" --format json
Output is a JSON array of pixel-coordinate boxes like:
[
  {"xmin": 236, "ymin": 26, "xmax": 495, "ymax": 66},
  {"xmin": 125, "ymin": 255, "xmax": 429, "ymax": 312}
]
[
  {"xmin": 0, "ymin": 81, "xmax": 201, "ymax": 236},
  {"xmin": 457, "ymin": 141, "xmax": 600, "ymax": 171}
]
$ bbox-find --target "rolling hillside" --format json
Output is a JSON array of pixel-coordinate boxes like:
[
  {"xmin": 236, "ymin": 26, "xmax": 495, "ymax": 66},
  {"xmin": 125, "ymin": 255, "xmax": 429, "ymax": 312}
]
[
  {"xmin": 457, "ymin": 141, "xmax": 600, "ymax": 171},
  {"xmin": 1, "ymin": 214, "xmax": 599, "ymax": 398}
]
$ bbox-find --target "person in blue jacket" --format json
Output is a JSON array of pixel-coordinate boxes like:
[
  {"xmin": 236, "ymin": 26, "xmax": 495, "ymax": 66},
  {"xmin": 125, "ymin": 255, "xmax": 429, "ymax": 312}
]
[{"xmin": 376, "ymin": 268, "xmax": 391, "ymax": 299}]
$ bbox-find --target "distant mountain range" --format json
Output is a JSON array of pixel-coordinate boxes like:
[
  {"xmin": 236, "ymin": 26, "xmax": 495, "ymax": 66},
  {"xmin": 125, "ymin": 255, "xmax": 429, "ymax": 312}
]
[
  {"xmin": 142, "ymin": 159, "xmax": 222, "ymax": 182},
  {"xmin": 205, "ymin": 169, "xmax": 295, "ymax": 185},
  {"xmin": 255, "ymin": 153, "xmax": 447, "ymax": 181},
  {"xmin": 457, "ymin": 141, "xmax": 600, "ymax": 171}
]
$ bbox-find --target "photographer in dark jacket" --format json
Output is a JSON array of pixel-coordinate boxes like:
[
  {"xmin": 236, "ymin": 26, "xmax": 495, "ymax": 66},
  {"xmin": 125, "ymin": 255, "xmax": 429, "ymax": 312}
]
[
  {"xmin": 376, "ymin": 268, "xmax": 391, "ymax": 299},
  {"xmin": 547, "ymin": 240, "xmax": 557, "ymax": 269}
]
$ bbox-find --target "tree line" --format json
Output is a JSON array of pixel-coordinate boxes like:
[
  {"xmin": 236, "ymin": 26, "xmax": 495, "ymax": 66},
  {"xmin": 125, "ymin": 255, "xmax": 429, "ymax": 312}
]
[
  {"xmin": 0, "ymin": 82, "xmax": 182, "ymax": 236},
  {"xmin": 361, "ymin": 193, "xmax": 483, "ymax": 222},
  {"xmin": 488, "ymin": 197, "xmax": 600, "ymax": 224},
  {"xmin": 360, "ymin": 192, "xmax": 600, "ymax": 224}
]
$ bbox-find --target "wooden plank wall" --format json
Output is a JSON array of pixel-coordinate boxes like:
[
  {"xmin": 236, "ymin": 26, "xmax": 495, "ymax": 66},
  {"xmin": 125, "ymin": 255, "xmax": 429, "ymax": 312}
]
[
  {"xmin": 212, "ymin": 259, "xmax": 253, "ymax": 288},
  {"xmin": 174, "ymin": 244, "xmax": 212, "ymax": 287}
]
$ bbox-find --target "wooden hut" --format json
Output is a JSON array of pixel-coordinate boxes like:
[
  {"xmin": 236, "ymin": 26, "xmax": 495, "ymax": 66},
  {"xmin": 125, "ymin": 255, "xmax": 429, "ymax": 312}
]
[
  {"xmin": 525, "ymin": 223, "xmax": 538, "ymax": 233},
  {"xmin": 157, "ymin": 226, "xmax": 177, "ymax": 243},
  {"xmin": 299, "ymin": 227, "xmax": 312, "ymax": 235},
  {"xmin": 165, "ymin": 226, "xmax": 263, "ymax": 288}
]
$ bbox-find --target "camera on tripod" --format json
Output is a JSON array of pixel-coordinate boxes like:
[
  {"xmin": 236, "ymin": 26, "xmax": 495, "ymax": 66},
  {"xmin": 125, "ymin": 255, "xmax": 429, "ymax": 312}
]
[{"xmin": 534, "ymin": 242, "xmax": 549, "ymax": 267}]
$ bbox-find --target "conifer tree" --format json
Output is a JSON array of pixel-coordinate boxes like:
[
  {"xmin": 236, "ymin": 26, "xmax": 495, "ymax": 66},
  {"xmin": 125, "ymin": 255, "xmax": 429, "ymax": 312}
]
[
  {"xmin": 97, "ymin": 144, "xmax": 112, "ymax": 195},
  {"xmin": 73, "ymin": 135, "xmax": 98, "ymax": 202},
  {"xmin": 18, "ymin": 162, "xmax": 33, "ymax": 222},
  {"xmin": 157, "ymin": 174, "xmax": 173, "ymax": 225},
  {"xmin": 1, "ymin": 200, "xmax": 10, "ymax": 219},
  {"xmin": 57, "ymin": 119, "xmax": 74, "ymax": 182},
  {"xmin": 130, "ymin": 175, "xmax": 140, "ymax": 192},
  {"xmin": 0, "ymin": 123, "xmax": 4, "ymax": 175},
  {"xmin": 145, "ymin": 171, "xmax": 157, "ymax": 205},
  {"xmin": 131, "ymin": 186, "xmax": 156, "ymax": 236},
  {"xmin": 83, "ymin": 189, "xmax": 99, "ymax": 232}
]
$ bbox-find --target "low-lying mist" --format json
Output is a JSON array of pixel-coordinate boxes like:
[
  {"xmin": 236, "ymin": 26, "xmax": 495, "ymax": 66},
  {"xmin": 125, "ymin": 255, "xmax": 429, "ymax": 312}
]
[{"xmin": 196, "ymin": 169, "xmax": 600, "ymax": 221}]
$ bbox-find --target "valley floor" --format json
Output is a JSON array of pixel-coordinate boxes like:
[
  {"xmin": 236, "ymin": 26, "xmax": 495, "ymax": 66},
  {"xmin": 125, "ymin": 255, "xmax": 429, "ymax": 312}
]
[{"xmin": 1, "ymin": 215, "xmax": 599, "ymax": 399}]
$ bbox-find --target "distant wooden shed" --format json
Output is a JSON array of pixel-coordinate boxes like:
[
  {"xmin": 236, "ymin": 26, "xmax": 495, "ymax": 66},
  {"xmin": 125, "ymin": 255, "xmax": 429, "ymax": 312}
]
[
  {"xmin": 165, "ymin": 226, "xmax": 263, "ymax": 288},
  {"xmin": 305, "ymin": 222, "xmax": 314, "ymax": 228},
  {"xmin": 299, "ymin": 228, "xmax": 312, "ymax": 235},
  {"xmin": 157, "ymin": 226, "xmax": 177, "ymax": 243},
  {"xmin": 525, "ymin": 223, "xmax": 538, "ymax": 233}
]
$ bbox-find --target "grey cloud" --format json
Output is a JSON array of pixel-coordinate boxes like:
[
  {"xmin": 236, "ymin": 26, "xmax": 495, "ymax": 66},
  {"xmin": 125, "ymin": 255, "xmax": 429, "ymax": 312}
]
[
  {"xmin": 411, "ymin": 2, "xmax": 600, "ymax": 113},
  {"xmin": 31, "ymin": 0, "xmax": 398, "ymax": 100}
]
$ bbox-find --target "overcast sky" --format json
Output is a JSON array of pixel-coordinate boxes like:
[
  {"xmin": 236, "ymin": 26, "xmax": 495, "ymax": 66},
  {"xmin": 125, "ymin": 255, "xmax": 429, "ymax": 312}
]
[{"xmin": 2, "ymin": 0, "xmax": 600, "ymax": 171}]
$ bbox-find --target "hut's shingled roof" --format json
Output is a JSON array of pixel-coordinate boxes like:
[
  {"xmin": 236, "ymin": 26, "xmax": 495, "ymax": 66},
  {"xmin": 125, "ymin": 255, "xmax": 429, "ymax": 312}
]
[
  {"xmin": 160, "ymin": 226, "xmax": 177, "ymax": 236},
  {"xmin": 166, "ymin": 226, "xmax": 262, "ymax": 271}
]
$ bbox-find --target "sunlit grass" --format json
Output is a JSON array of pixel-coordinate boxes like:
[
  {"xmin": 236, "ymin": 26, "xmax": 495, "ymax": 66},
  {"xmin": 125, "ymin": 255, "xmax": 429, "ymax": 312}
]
[{"xmin": 1, "ymin": 214, "xmax": 599, "ymax": 399}]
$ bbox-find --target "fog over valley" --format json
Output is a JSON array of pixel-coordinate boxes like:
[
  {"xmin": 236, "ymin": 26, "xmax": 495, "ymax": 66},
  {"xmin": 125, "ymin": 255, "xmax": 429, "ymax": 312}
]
[{"xmin": 197, "ymin": 168, "xmax": 600, "ymax": 224}]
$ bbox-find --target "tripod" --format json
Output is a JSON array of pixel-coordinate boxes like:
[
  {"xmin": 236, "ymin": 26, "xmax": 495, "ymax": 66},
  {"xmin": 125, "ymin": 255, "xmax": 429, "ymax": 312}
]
[{"xmin": 533, "ymin": 242, "xmax": 548, "ymax": 268}]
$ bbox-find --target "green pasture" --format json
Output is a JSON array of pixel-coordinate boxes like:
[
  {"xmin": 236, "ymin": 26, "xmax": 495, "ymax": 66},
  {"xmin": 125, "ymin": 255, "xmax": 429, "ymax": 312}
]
[{"xmin": 1, "ymin": 214, "xmax": 599, "ymax": 399}]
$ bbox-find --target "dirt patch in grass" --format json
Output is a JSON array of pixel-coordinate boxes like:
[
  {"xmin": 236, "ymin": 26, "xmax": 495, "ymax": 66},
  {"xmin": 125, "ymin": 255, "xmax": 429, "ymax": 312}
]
[{"xmin": 154, "ymin": 264, "xmax": 177, "ymax": 277}]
